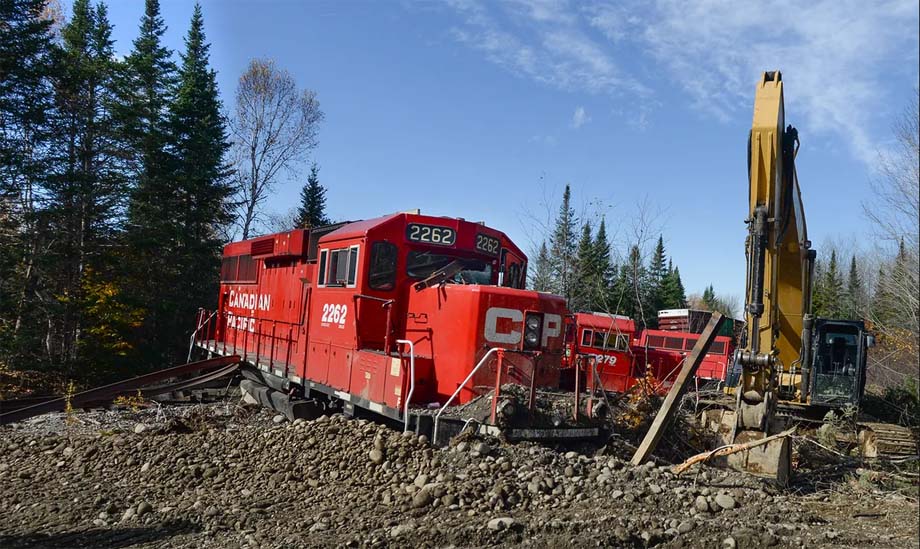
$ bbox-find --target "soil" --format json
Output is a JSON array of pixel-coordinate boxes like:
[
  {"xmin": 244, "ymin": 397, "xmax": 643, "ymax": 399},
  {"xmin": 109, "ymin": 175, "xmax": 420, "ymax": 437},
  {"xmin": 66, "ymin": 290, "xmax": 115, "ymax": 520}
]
[{"xmin": 1, "ymin": 401, "xmax": 917, "ymax": 549}]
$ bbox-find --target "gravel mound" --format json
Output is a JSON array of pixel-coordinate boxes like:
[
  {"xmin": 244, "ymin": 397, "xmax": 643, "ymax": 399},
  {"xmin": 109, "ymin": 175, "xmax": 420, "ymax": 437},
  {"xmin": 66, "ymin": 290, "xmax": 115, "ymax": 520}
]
[{"xmin": 1, "ymin": 403, "xmax": 916, "ymax": 548}]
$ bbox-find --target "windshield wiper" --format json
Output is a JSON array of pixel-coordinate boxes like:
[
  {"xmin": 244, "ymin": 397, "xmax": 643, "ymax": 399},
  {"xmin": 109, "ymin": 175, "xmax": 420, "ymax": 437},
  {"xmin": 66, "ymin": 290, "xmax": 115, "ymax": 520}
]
[{"xmin": 414, "ymin": 260, "xmax": 464, "ymax": 291}]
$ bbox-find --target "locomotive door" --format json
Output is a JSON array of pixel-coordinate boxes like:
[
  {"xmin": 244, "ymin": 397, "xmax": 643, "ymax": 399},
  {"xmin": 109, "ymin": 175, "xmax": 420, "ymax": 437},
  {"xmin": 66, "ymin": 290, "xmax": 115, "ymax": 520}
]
[
  {"xmin": 500, "ymin": 248, "xmax": 525, "ymax": 288},
  {"xmin": 357, "ymin": 241, "xmax": 399, "ymax": 352}
]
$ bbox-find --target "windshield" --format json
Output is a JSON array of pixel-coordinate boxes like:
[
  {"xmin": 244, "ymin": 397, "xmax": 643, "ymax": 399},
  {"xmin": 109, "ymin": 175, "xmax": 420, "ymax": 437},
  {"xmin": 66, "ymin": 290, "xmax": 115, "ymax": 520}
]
[{"xmin": 406, "ymin": 251, "xmax": 492, "ymax": 284}]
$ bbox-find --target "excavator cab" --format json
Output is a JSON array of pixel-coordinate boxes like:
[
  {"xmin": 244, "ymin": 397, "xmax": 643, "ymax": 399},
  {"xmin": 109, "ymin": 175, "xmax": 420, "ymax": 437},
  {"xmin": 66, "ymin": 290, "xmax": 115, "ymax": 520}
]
[{"xmin": 808, "ymin": 319, "xmax": 868, "ymax": 407}]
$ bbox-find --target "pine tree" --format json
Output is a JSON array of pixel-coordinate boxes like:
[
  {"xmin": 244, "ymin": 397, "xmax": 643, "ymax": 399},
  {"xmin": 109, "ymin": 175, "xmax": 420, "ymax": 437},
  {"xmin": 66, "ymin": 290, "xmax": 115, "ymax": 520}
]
[
  {"xmin": 161, "ymin": 3, "xmax": 232, "ymax": 364},
  {"xmin": 530, "ymin": 241, "xmax": 553, "ymax": 292},
  {"xmin": 295, "ymin": 162, "xmax": 330, "ymax": 228},
  {"xmin": 549, "ymin": 184, "xmax": 578, "ymax": 300},
  {"xmin": 845, "ymin": 255, "xmax": 863, "ymax": 319}
]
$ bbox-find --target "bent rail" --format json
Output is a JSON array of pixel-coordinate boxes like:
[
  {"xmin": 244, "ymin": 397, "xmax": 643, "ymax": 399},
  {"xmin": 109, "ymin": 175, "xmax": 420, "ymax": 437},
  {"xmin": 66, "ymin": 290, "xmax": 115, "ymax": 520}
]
[{"xmin": 0, "ymin": 355, "xmax": 240, "ymax": 425}]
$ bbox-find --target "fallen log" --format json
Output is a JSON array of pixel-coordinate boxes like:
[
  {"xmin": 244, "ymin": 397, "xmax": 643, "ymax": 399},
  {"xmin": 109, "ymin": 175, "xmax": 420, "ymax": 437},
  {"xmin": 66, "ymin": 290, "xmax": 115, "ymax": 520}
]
[{"xmin": 672, "ymin": 427, "xmax": 797, "ymax": 475}]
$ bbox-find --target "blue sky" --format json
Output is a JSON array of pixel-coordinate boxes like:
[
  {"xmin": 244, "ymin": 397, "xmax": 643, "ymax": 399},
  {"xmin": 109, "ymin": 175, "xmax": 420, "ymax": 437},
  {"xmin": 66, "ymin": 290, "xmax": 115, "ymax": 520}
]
[{"xmin": 101, "ymin": 0, "xmax": 919, "ymax": 300}]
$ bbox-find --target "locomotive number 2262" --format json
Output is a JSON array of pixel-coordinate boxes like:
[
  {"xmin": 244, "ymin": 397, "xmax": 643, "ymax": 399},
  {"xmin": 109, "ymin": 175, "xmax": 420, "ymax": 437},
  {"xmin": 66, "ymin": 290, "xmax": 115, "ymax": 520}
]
[
  {"xmin": 321, "ymin": 303, "xmax": 348, "ymax": 327},
  {"xmin": 406, "ymin": 223, "xmax": 456, "ymax": 246}
]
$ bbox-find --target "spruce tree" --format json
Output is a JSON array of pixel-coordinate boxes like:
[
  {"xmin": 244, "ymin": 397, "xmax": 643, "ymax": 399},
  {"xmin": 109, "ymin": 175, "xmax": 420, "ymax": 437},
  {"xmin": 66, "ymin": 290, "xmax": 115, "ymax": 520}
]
[
  {"xmin": 530, "ymin": 241, "xmax": 553, "ymax": 292},
  {"xmin": 295, "ymin": 162, "xmax": 330, "ymax": 228},
  {"xmin": 549, "ymin": 184, "xmax": 578, "ymax": 300},
  {"xmin": 571, "ymin": 221, "xmax": 594, "ymax": 312},
  {"xmin": 845, "ymin": 255, "xmax": 863, "ymax": 319},
  {"xmin": 592, "ymin": 217, "xmax": 613, "ymax": 308},
  {"xmin": 122, "ymin": 0, "xmax": 177, "ymax": 230},
  {"xmin": 162, "ymin": 3, "xmax": 232, "ymax": 363},
  {"xmin": 660, "ymin": 266, "xmax": 687, "ymax": 309},
  {"xmin": 0, "ymin": 0, "xmax": 56, "ymax": 364},
  {"xmin": 647, "ymin": 235, "xmax": 668, "ymax": 318},
  {"xmin": 42, "ymin": 0, "xmax": 128, "ymax": 374},
  {"xmin": 118, "ymin": 0, "xmax": 181, "ymax": 368},
  {"xmin": 702, "ymin": 284, "xmax": 717, "ymax": 310},
  {"xmin": 821, "ymin": 250, "xmax": 844, "ymax": 317}
]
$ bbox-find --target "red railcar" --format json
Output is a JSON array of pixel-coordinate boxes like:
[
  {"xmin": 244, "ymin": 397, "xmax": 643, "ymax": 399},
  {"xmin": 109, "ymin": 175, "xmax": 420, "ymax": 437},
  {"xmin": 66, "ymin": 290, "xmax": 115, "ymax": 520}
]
[
  {"xmin": 194, "ymin": 212, "xmax": 596, "ymax": 443},
  {"xmin": 634, "ymin": 329, "xmax": 734, "ymax": 392},
  {"xmin": 562, "ymin": 312, "xmax": 735, "ymax": 396}
]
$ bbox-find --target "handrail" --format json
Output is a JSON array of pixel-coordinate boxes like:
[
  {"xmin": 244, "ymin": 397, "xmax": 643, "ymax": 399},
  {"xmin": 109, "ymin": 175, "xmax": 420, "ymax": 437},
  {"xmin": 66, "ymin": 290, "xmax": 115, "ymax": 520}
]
[
  {"xmin": 188, "ymin": 309, "xmax": 218, "ymax": 362},
  {"xmin": 433, "ymin": 347, "xmax": 502, "ymax": 444},
  {"xmin": 395, "ymin": 339, "xmax": 415, "ymax": 433}
]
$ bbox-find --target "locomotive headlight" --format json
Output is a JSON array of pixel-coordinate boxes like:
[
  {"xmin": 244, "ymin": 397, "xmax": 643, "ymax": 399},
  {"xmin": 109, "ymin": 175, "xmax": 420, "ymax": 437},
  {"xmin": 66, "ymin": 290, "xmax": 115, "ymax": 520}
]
[{"xmin": 523, "ymin": 312, "xmax": 543, "ymax": 350}]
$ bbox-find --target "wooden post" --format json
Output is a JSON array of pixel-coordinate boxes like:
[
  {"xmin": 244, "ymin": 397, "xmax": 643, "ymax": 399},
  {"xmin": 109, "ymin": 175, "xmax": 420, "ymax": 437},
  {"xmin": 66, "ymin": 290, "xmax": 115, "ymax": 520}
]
[{"xmin": 630, "ymin": 313, "xmax": 725, "ymax": 466}]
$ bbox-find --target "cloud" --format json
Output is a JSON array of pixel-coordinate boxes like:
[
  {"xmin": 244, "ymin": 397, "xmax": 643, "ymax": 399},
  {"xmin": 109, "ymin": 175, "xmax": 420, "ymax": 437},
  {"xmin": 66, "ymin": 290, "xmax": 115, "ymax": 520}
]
[
  {"xmin": 571, "ymin": 106, "xmax": 590, "ymax": 128},
  {"xmin": 436, "ymin": 0, "xmax": 919, "ymax": 166},
  {"xmin": 445, "ymin": 0, "xmax": 650, "ymax": 99}
]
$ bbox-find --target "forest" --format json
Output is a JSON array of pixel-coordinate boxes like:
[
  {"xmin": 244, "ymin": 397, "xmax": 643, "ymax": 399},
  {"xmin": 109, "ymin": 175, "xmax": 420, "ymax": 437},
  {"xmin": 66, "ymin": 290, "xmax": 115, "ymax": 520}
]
[{"xmin": 1, "ymin": 0, "xmax": 917, "ymax": 414}]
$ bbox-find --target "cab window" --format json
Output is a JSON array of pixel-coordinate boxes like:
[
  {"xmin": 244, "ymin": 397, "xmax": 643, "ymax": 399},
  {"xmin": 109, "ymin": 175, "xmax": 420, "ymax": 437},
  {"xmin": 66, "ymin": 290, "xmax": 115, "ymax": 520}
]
[
  {"xmin": 320, "ymin": 245, "xmax": 359, "ymax": 287},
  {"xmin": 368, "ymin": 241, "xmax": 398, "ymax": 291}
]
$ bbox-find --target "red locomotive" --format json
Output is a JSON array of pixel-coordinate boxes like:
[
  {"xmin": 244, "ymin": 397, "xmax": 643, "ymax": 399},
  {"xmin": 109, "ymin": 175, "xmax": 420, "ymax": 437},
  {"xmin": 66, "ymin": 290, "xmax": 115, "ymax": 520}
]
[
  {"xmin": 562, "ymin": 312, "xmax": 637, "ymax": 393},
  {"xmin": 193, "ymin": 212, "xmax": 596, "ymax": 444}
]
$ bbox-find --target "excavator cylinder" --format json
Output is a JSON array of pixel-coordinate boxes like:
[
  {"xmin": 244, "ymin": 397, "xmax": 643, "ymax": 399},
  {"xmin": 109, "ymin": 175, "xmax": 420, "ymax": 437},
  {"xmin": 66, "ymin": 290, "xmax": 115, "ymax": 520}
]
[{"xmin": 800, "ymin": 314, "xmax": 814, "ymax": 403}]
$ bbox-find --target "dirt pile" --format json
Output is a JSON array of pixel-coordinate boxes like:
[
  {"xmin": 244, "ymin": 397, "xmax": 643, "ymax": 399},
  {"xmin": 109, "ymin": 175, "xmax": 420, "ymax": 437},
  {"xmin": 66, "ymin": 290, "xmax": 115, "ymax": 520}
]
[{"xmin": 1, "ymin": 403, "xmax": 917, "ymax": 548}]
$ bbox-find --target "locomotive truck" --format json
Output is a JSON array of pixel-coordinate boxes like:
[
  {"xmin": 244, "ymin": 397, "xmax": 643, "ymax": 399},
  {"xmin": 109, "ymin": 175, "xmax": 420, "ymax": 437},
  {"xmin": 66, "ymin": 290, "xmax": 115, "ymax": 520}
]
[{"xmin": 192, "ymin": 211, "xmax": 600, "ymax": 444}]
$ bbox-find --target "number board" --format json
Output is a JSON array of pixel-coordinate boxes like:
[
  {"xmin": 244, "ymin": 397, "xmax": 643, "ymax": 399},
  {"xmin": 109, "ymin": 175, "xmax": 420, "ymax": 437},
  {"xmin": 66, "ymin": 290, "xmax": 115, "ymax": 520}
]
[
  {"xmin": 406, "ymin": 223, "xmax": 456, "ymax": 246},
  {"xmin": 474, "ymin": 233, "xmax": 500, "ymax": 256}
]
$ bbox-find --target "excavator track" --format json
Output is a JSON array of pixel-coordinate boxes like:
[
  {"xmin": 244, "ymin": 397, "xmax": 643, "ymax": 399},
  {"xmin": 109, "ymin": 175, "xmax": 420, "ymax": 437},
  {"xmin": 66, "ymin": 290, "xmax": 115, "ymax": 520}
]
[{"xmin": 857, "ymin": 422, "xmax": 918, "ymax": 459}]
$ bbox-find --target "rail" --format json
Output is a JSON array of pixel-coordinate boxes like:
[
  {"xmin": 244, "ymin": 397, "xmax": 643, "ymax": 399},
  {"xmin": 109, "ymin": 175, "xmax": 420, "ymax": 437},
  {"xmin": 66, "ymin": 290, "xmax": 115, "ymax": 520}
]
[
  {"xmin": 433, "ymin": 347, "xmax": 502, "ymax": 444},
  {"xmin": 395, "ymin": 339, "xmax": 415, "ymax": 432}
]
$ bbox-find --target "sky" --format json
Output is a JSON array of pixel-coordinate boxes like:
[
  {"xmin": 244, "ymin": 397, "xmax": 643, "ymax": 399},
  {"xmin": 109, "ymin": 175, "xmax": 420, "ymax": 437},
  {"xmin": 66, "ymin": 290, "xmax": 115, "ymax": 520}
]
[{"xmin": 99, "ymin": 0, "xmax": 919, "ymax": 300}]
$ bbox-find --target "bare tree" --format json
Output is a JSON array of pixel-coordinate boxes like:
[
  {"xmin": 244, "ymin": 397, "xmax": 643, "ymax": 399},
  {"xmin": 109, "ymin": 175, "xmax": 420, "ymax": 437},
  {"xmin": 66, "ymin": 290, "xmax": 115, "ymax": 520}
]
[
  {"xmin": 230, "ymin": 59, "xmax": 323, "ymax": 240},
  {"xmin": 863, "ymin": 91, "xmax": 920, "ymax": 385}
]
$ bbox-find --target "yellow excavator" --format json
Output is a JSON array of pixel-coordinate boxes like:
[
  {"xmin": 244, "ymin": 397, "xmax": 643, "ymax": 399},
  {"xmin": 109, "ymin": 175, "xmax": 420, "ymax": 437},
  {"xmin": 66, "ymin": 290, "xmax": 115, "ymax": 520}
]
[{"xmin": 707, "ymin": 71, "xmax": 916, "ymax": 483}]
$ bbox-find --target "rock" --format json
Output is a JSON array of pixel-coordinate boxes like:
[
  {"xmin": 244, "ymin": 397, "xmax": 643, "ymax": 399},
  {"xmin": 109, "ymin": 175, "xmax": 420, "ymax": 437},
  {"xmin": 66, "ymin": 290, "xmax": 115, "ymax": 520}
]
[
  {"xmin": 309, "ymin": 521, "xmax": 328, "ymax": 532},
  {"xmin": 487, "ymin": 517, "xmax": 516, "ymax": 531},
  {"xmin": 272, "ymin": 414, "xmax": 286, "ymax": 424},
  {"xmin": 677, "ymin": 521, "xmax": 693, "ymax": 534},
  {"xmin": 121, "ymin": 508, "xmax": 136, "ymax": 522},
  {"xmin": 140, "ymin": 462, "xmax": 151, "ymax": 474},
  {"xmin": 472, "ymin": 442, "xmax": 491, "ymax": 456},
  {"xmin": 414, "ymin": 474, "xmax": 429, "ymax": 489},
  {"xmin": 390, "ymin": 524, "xmax": 413, "ymax": 538},
  {"xmin": 412, "ymin": 488, "xmax": 434, "ymax": 508},
  {"xmin": 715, "ymin": 494, "xmax": 736, "ymax": 510},
  {"xmin": 133, "ymin": 423, "xmax": 147, "ymax": 434},
  {"xmin": 369, "ymin": 449, "xmax": 385, "ymax": 465},
  {"xmin": 649, "ymin": 483, "xmax": 663, "ymax": 494},
  {"xmin": 723, "ymin": 537, "xmax": 737, "ymax": 549},
  {"xmin": 136, "ymin": 502, "xmax": 153, "ymax": 516},
  {"xmin": 694, "ymin": 496, "xmax": 710, "ymax": 513},
  {"xmin": 611, "ymin": 490, "xmax": 623, "ymax": 500}
]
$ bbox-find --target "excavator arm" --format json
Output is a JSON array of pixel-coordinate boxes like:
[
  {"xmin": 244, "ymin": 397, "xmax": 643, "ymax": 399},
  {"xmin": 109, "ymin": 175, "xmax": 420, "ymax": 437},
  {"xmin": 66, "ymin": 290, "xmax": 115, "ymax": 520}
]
[{"xmin": 731, "ymin": 71, "xmax": 814, "ymax": 481}]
